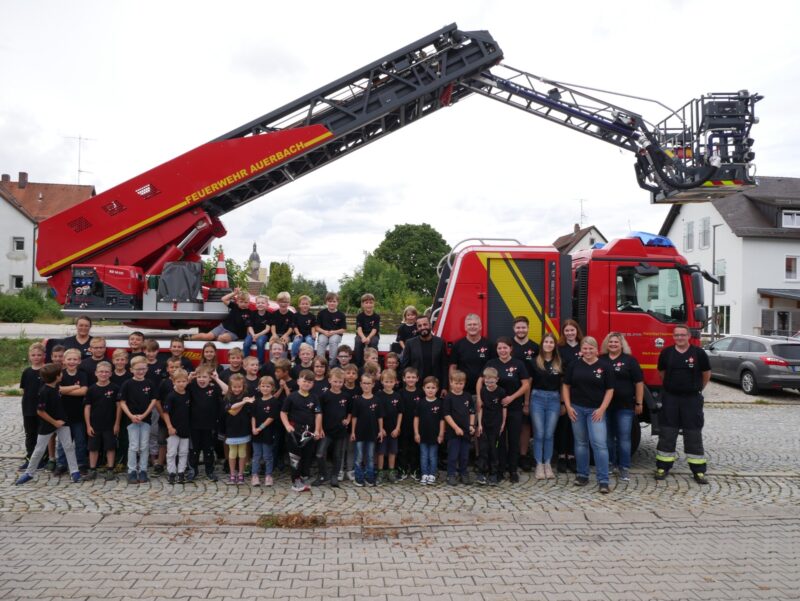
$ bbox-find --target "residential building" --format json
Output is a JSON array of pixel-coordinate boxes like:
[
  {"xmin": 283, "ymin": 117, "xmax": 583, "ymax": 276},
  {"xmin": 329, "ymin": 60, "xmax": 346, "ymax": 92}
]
[
  {"xmin": 0, "ymin": 172, "xmax": 95, "ymax": 292},
  {"xmin": 553, "ymin": 224, "xmax": 607, "ymax": 254},
  {"xmin": 659, "ymin": 176, "xmax": 800, "ymax": 336}
]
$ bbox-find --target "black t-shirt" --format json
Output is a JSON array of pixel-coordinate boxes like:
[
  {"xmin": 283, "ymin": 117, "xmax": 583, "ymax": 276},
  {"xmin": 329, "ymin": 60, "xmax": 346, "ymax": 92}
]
[
  {"xmin": 118, "ymin": 378, "xmax": 157, "ymax": 416},
  {"xmin": 252, "ymin": 394, "xmax": 281, "ymax": 444},
  {"xmin": 356, "ymin": 312, "xmax": 381, "ymax": 336},
  {"xmin": 376, "ymin": 389, "xmax": 403, "ymax": 434},
  {"xmin": 399, "ymin": 387, "xmax": 422, "ymax": 433},
  {"xmin": 79, "ymin": 357, "xmax": 105, "ymax": 386},
  {"xmin": 559, "ymin": 343, "xmax": 582, "ymax": 369},
  {"xmin": 222, "ymin": 305, "xmax": 251, "ymax": 339},
  {"xmin": 146, "ymin": 360, "xmax": 168, "ymax": 389},
  {"xmin": 317, "ymin": 309, "xmax": 346, "ymax": 333},
  {"xmin": 250, "ymin": 310, "xmax": 271, "ymax": 335},
  {"xmin": 658, "ymin": 345, "xmax": 710, "ymax": 394},
  {"xmin": 420, "ymin": 339, "xmax": 434, "ymax": 380},
  {"xmin": 312, "ymin": 379, "xmax": 329, "ymax": 399},
  {"xmin": 565, "ymin": 359, "xmax": 615, "ymax": 409},
  {"xmin": 157, "ymin": 378, "xmax": 174, "ymax": 404},
  {"xmin": 84, "ymin": 383, "xmax": 119, "ymax": 431},
  {"xmin": 415, "ymin": 398, "xmax": 443, "ymax": 445},
  {"xmin": 484, "ymin": 358, "xmax": 529, "ymax": 410},
  {"xmin": 479, "ymin": 384, "xmax": 506, "ymax": 429},
  {"xmin": 602, "ymin": 353, "xmax": 644, "ymax": 409},
  {"xmin": 20, "ymin": 366, "xmax": 43, "ymax": 417},
  {"xmin": 443, "ymin": 391, "xmax": 474, "ymax": 439},
  {"xmin": 37, "ymin": 385, "xmax": 65, "ymax": 435},
  {"xmin": 281, "ymin": 391, "xmax": 320, "ymax": 431},
  {"xmin": 351, "ymin": 394, "xmax": 382, "ymax": 442},
  {"xmin": 321, "ymin": 389, "xmax": 350, "ymax": 437},
  {"xmin": 294, "ymin": 312, "xmax": 317, "ymax": 337},
  {"xmin": 110, "ymin": 370, "xmax": 132, "ymax": 388},
  {"xmin": 244, "ymin": 376, "xmax": 260, "ymax": 396},
  {"xmin": 449, "ymin": 337, "xmax": 493, "ymax": 394},
  {"xmin": 395, "ymin": 323, "xmax": 417, "ymax": 344},
  {"xmin": 342, "ymin": 384, "xmax": 361, "ymax": 402},
  {"xmin": 173, "ymin": 356, "xmax": 194, "ymax": 372},
  {"xmin": 224, "ymin": 396, "xmax": 252, "ymax": 438},
  {"xmin": 163, "ymin": 389, "xmax": 192, "ymax": 437},
  {"xmin": 513, "ymin": 339, "xmax": 540, "ymax": 373},
  {"xmin": 290, "ymin": 362, "xmax": 314, "ymax": 380},
  {"xmin": 188, "ymin": 381, "xmax": 222, "ymax": 430},
  {"xmin": 61, "ymin": 335, "xmax": 93, "ymax": 359},
  {"xmin": 530, "ymin": 358, "xmax": 562, "ymax": 392},
  {"xmin": 271, "ymin": 310, "xmax": 295, "ymax": 337},
  {"xmin": 61, "ymin": 369, "xmax": 88, "ymax": 423},
  {"xmin": 221, "ymin": 367, "xmax": 244, "ymax": 383}
]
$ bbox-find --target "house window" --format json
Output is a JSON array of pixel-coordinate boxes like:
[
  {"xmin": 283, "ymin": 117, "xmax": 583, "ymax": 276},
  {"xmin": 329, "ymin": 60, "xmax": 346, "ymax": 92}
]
[
  {"xmin": 787, "ymin": 256, "xmax": 799, "ymax": 281},
  {"xmin": 782, "ymin": 210, "xmax": 800, "ymax": 228},
  {"xmin": 12, "ymin": 237, "xmax": 24, "ymax": 251},
  {"xmin": 683, "ymin": 221, "xmax": 694, "ymax": 252},
  {"xmin": 10, "ymin": 275, "xmax": 24, "ymax": 290},
  {"xmin": 699, "ymin": 217, "xmax": 711, "ymax": 249},
  {"xmin": 713, "ymin": 305, "xmax": 731, "ymax": 335},
  {"xmin": 715, "ymin": 259, "xmax": 726, "ymax": 294}
]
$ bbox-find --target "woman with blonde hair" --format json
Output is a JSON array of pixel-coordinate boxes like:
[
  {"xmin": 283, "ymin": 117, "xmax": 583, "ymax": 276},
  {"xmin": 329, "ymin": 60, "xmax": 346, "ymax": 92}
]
[{"xmin": 600, "ymin": 332, "xmax": 644, "ymax": 482}]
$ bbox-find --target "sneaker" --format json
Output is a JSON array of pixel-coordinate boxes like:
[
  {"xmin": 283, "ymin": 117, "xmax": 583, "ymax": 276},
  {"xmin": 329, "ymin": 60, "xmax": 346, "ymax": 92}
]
[
  {"xmin": 206, "ymin": 472, "xmax": 218, "ymax": 482},
  {"xmin": 428, "ymin": 475, "xmax": 436, "ymax": 485},
  {"xmin": 573, "ymin": 476, "xmax": 590, "ymax": 487},
  {"xmin": 251, "ymin": 475, "xmax": 261, "ymax": 487},
  {"xmin": 476, "ymin": 474, "xmax": 487, "ymax": 485},
  {"xmin": 15, "ymin": 473, "xmax": 33, "ymax": 485},
  {"xmin": 177, "ymin": 472, "xmax": 186, "ymax": 484},
  {"xmin": 84, "ymin": 469, "xmax": 97, "ymax": 481},
  {"xmin": 127, "ymin": 471, "xmax": 138, "ymax": 485},
  {"xmin": 227, "ymin": 474, "xmax": 237, "ymax": 485},
  {"xmin": 509, "ymin": 472, "xmax": 520, "ymax": 484},
  {"xmin": 654, "ymin": 468, "xmax": 668, "ymax": 481},
  {"xmin": 567, "ymin": 457, "xmax": 577, "ymax": 473},
  {"xmin": 387, "ymin": 470, "xmax": 397, "ymax": 483},
  {"xmin": 153, "ymin": 464, "xmax": 165, "ymax": 475},
  {"xmin": 534, "ymin": 464, "xmax": 546, "ymax": 480},
  {"xmin": 168, "ymin": 473, "xmax": 176, "ymax": 485},
  {"xmin": 338, "ymin": 470, "xmax": 345, "ymax": 482},
  {"xmin": 488, "ymin": 474, "xmax": 499, "ymax": 486},
  {"xmin": 368, "ymin": 479, "xmax": 378, "ymax": 487},
  {"xmin": 347, "ymin": 470, "xmax": 355, "ymax": 482},
  {"xmin": 311, "ymin": 476, "xmax": 327, "ymax": 487},
  {"xmin": 104, "ymin": 470, "xmax": 116, "ymax": 482},
  {"xmin": 446, "ymin": 475, "xmax": 458, "ymax": 486},
  {"xmin": 599, "ymin": 483, "xmax": 610, "ymax": 494},
  {"xmin": 544, "ymin": 463, "xmax": 555, "ymax": 479},
  {"xmin": 618, "ymin": 468, "xmax": 630, "ymax": 482},
  {"xmin": 237, "ymin": 473, "xmax": 245, "ymax": 485},
  {"xmin": 71, "ymin": 471, "xmax": 81, "ymax": 483},
  {"xmin": 556, "ymin": 456, "xmax": 568, "ymax": 473},
  {"xmin": 291, "ymin": 478, "xmax": 305, "ymax": 492},
  {"xmin": 264, "ymin": 475, "xmax": 273, "ymax": 487},
  {"xmin": 460, "ymin": 473, "xmax": 471, "ymax": 485},
  {"xmin": 54, "ymin": 464, "xmax": 68, "ymax": 476},
  {"xmin": 397, "ymin": 469, "xmax": 408, "ymax": 481},
  {"xmin": 411, "ymin": 470, "xmax": 421, "ymax": 481},
  {"xmin": 354, "ymin": 479, "xmax": 365, "ymax": 487},
  {"xmin": 18, "ymin": 459, "xmax": 29, "ymax": 471},
  {"xmin": 330, "ymin": 477, "xmax": 340, "ymax": 488},
  {"xmin": 693, "ymin": 473, "xmax": 709, "ymax": 485},
  {"xmin": 46, "ymin": 459, "xmax": 56, "ymax": 472}
]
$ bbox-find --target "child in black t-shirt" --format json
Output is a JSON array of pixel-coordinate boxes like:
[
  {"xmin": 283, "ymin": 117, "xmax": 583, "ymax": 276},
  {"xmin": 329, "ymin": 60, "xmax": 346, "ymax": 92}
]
[
  {"xmin": 311, "ymin": 356, "xmax": 330, "ymax": 398},
  {"xmin": 187, "ymin": 366, "xmax": 224, "ymax": 482},
  {"xmin": 291, "ymin": 295, "xmax": 317, "ymax": 360},
  {"xmin": 398, "ymin": 367, "xmax": 421, "ymax": 480},
  {"xmin": 251, "ymin": 376, "xmax": 281, "ymax": 487},
  {"xmin": 414, "ymin": 376, "xmax": 444, "ymax": 485},
  {"xmin": 168, "ymin": 337, "xmax": 195, "ymax": 373},
  {"xmin": 118, "ymin": 356, "xmax": 158, "ymax": 484},
  {"xmin": 153, "ymin": 356, "xmax": 181, "ymax": 475},
  {"xmin": 57, "ymin": 349, "xmax": 89, "ymax": 474},
  {"xmin": 291, "ymin": 343, "xmax": 315, "ymax": 380},
  {"xmin": 280, "ymin": 370, "xmax": 323, "ymax": 492},
  {"xmin": 83, "ymin": 361, "xmax": 120, "ymax": 481},
  {"xmin": 191, "ymin": 288, "xmax": 251, "ymax": 343},
  {"xmin": 243, "ymin": 294, "xmax": 272, "ymax": 364},
  {"xmin": 393, "ymin": 305, "xmax": 418, "ymax": 353},
  {"xmin": 16, "ymin": 364, "xmax": 82, "ymax": 485},
  {"xmin": 271, "ymin": 291, "xmax": 295, "ymax": 349},
  {"xmin": 354, "ymin": 293, "xmax": 381, "ymax": 366},
  {"xmin": 223, "ymin": 374, "xmax": 254, "ymax": 485},
  {"xmin": 350, "ymin": 373, "xmax": 383, "ymax": 487},
  {"xmin": 316, "ymin": 292, "xmax": 346, "ymax": 364},
  {"xmin": 162, "ymin": 369, "xmax": 192, "ymax": 484},
  {"xmin": 443, "ymin": 370, "xmax": 475, "ymax": 485},
  {"xmin": 376, "ymin": 369, "xmax": 403, "ymax": 483},
  {"xmin": 79, "ymin": 337, "xmax": 108, "ymax": 386},
  {"xmin": 477, "ymin": 366, "xmax": 507, "ymax": 486},
  {"xmin": 242, "ymin": 356, "xmax": 261, "ymax": 396},
  {"xmin": 314, "ymin": 367, "xmax": 350, "ymax": 488},
  {"xmin": 19, "ymin": 342, "xmax": 45, "ymax": 469}
]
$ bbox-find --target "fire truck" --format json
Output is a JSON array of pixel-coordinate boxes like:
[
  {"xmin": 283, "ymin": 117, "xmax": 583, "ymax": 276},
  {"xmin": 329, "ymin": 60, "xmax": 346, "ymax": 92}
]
[{"xmin": 35, "ymin": 23, "xmax": 759, "ymax": 443}]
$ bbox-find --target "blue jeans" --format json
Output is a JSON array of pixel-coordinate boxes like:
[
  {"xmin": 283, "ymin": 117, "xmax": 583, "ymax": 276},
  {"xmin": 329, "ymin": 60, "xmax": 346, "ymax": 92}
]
[
  {"xmin": 57, "ymin": 421, "xmax": 88, "ymax": 469},
  {"xmin": 607, "ymin": 408, "xmax": 635, "ymax": 470},
  {"xmin": 354, "ymin": 440, "xmax": 376, "ymax": 483},
  {"xmin": 447, "ymin": 437, "xmax": 470, "ymax": 476},
  {"xmin": 291, "ymin": 335, "xmax": 315, "ymax": 359},
  {"xmin": 570, "ymin": 405, "xmax": 609, "ymax": 484},
  {"xmin": 251, "ymin": 441, "xmax": 275, "ymax": 476},
  {"xmin": 531, "ymin": 389, "xmax": 561, "ymax": 465},
  {"xmin": 127, "ymin": 422, "xmax": 151, "ymax": 473},
  {"xmin": 243, "ymin": 334, "xmax": 269, "ymax": 364},
  {"xmin": 420, "ymin": 443, "xmax": 438, "ymax": 477}
]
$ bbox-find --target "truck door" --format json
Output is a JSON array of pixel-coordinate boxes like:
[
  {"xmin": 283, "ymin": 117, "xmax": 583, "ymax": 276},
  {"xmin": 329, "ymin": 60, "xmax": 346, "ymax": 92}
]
[{"xmin": 486, "ymin": 257, "xmax": 550, "ymax": 342}]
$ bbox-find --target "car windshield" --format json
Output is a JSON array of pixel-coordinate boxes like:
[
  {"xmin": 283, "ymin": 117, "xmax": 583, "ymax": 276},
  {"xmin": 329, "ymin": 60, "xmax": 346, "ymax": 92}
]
[
  {"xmin": 616, "ymin": 266, "xmax": 687, "ymax": 323},
  {"xmin": 772, "ymin": 344, "xmax": 800, "ymax": 360}
]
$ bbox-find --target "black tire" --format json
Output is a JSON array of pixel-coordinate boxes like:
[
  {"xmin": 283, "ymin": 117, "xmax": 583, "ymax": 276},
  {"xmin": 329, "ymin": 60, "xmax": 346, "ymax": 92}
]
[
  {"xmin": 740, "ymin": 370, "xmax": 758, "ymax": 395},
  {"xmin": 631, "ymin": 419, "xmax": 642, "ymax": 455}
]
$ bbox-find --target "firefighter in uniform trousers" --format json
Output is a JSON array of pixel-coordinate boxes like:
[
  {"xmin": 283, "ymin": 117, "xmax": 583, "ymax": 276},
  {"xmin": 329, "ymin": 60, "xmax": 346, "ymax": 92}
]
[{"xmin": 655, "ymin": 324, "xmax": 711, "ymax": 485}]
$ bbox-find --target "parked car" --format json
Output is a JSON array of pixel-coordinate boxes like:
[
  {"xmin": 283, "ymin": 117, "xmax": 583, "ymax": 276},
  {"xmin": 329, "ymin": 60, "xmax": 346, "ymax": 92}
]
[{"xmin": 705, "ymin": 335, "xmax": 800, "ymax": 394}]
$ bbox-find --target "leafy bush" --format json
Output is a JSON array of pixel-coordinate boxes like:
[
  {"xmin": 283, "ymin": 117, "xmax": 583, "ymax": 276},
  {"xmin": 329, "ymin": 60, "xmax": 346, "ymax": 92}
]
[
  {"xmin": 16, "ymin": 286, "xmax": 62, "ymax": 319},
  {"xmin": 0, "ymin": 294, "xmax": 39, "ymax": 322}
]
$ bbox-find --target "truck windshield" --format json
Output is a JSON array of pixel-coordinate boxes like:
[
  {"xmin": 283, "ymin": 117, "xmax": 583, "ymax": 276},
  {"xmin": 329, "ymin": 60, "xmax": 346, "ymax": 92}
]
[{"xmin": 616, "ymin": 266, "xmax": 687, "ymax": 323}]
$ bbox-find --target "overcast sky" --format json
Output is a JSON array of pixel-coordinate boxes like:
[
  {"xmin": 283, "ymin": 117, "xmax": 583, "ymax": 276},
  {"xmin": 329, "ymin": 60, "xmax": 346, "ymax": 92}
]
[{"xmin": 2, "ymin": 1, "xmax": 798, "ymax": 291}]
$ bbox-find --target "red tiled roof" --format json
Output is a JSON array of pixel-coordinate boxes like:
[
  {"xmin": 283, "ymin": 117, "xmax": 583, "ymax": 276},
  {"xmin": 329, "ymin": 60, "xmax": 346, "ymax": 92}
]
[{"xmin": 0, "ymin": 179, "xmax": 95, "ymax": 222}]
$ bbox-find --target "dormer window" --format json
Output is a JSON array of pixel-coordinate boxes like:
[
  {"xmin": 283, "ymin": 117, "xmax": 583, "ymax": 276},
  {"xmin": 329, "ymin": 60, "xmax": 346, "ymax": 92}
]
[{"xmin": 782, "ymin": 210, "xmax": 800, "ymax": 228}]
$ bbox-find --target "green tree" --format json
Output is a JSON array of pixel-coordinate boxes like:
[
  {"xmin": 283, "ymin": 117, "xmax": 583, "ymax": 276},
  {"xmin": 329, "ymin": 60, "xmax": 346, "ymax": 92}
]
[
  {"xmin": 373, "ymin": 223, "xmax": 450, "ymax": 297},
  {"xmin": 291, "ymin": 275, "xmax": 328, "ymax": 305},
  {"xmin": 266, "ymin": 261, "xmax": 293, "ymax": 298},
  {"xmin": 338, "ymin": 253, "xmax": 427, "ymax": 313},
  {"xmin": 201, "ymin": 246, "xmax": 249, "ymax": 289}
]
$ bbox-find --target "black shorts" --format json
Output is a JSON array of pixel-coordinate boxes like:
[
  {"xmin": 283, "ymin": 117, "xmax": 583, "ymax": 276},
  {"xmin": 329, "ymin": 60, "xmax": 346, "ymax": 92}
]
[
  {"xmin": 377, "ymin": 435, "xmax": 399, "ymax": 456},
  {"xmin": 88, "ymin": 430, "xmax": 117, "ymax": 452}
]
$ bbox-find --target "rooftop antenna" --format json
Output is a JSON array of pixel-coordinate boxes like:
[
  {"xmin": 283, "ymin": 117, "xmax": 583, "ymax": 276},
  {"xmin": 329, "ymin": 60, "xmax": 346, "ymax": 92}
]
[
  {"xmin": 577, "ymin": 198, "xmax": 588, "ymax": 227},
  {"xmin": 64, "ymin": 135, "xmax": 95, "ymax": 184}
]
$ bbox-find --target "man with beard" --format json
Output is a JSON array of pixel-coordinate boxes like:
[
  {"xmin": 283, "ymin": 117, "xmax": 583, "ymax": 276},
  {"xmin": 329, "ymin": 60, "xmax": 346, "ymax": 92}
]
[{"xmin": 400, "ymin": 315, "xmax": 448, "ymax": 396}]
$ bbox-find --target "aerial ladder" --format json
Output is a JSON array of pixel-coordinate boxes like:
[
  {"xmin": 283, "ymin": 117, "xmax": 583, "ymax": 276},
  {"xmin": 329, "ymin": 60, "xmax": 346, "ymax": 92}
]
[{"xmin": 35, "ymin": 23, "xmax": 761, "ymax": 327}]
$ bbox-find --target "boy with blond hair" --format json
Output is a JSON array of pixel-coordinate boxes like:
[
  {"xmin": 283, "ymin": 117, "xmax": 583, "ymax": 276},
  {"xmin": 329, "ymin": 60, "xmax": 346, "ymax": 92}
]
[
  {"xmin": 243, "ymin": 294, "xmax": 271, "ymax": 363},
  {"xmin": 291, "ymin": 295, "xmax": 317, "ymax": 360},
  {"xmin": 19, "ymin": 342, "xmax": 46, "ymax": 470},
  {"xmin": 162, "ymin": 368, "xmax": 192, "ymax": 484},
  {"xmin": 443, "ymin": 370, "xmax": 475, "ymax": 485},
  {"xmin": 316, "ymin": 292, "xmax": 346, "ymax": 363},
  {"xmin": 354, "ymin": 293, "xmax": 380, "ymax": 366},
  {"xmin": 83, "ymin": 361, "xmax": 120, "ymax": 481},
  {"xmin": 56, "ymin": 348, "xmax": 89, "ymax": 475},
  {"xmin": 118, "ymin": 356, "xmax": 158, "ymax": 484},
  {"xmin": 192, "ymin": 288, "xmax": 251, "ymax": 342},
  {"xmin": 271, "ymin": 291, "xmax": 295, "ymax": 349}
]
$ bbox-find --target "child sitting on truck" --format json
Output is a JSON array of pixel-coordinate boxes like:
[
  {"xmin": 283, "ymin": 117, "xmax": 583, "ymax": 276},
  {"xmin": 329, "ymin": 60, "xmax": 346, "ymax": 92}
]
[{"xmin": 191, "ymin": 288, "xmax": 251, "ymax": 343}]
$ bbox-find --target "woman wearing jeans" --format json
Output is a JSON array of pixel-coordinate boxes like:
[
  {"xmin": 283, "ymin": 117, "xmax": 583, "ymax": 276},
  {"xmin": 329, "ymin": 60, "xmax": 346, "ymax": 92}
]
[
  {"xmin": 601, "ymin": 332, "xmax": 644, "ymax": 482},
  {"xmin": 563, "ymin": 336, "xmax": 614, "ymax": 494},
  {"xmin": 530, "ymin": 333, "xmax": 562, "ymax": 480}
]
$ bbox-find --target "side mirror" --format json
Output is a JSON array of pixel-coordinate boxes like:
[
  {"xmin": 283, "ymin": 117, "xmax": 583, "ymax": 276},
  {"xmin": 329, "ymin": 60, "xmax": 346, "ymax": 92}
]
[
  {"xmin": 694, "ymin": 305, "xmax": 707, "ymax": 323},
  {"xmin": 691, "ymin": 272, "xmax": 705, "ymax": 305}
]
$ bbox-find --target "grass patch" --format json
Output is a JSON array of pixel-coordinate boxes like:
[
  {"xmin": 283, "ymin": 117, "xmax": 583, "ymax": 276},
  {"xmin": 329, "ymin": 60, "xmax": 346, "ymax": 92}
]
[
  {"xmin": 753, "ymin": 399, "xmax": 771, "ymax": 405},
  {"xmin": 256, "ymin": 513, "xmax": 327, "ymax": 529},
  {"xmin": 0, "ymin": 338, "xmax": 34, "ymax": 388}
]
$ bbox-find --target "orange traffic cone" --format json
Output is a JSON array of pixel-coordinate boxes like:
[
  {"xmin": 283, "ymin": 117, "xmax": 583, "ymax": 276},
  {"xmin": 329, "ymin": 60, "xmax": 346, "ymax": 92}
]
[{"xmin": 213, "ymin": 252, "xmax": 229, "ymax": 289}]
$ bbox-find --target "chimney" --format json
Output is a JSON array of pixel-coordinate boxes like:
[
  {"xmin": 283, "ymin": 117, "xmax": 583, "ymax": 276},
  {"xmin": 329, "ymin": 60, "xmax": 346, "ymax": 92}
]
[
  {"xmin": 573, "ymin": 223, "xmax": 581, "ymax": 234},
  {"xmin": 1, "ymin": 173, "xmax": 9, "ymax": 183},
  {"xmin": 18, "ymin": 172, "xmax": 28, "ymax": 188}
]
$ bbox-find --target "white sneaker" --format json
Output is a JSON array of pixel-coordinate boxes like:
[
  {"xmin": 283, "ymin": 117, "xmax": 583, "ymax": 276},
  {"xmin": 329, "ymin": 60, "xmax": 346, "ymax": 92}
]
[
  {"xmin": 338, "ymin": 470, "xmax": 344, "ymax": 481},
  {"xmin": 420, "ymin": 475, "xmax": 429, "ymax": 485},
  {"xmin": 429, "ymin": 475, "xmax": 436, "ymax": 485},
  {"xmin": 347, "ymin": 470, "xmax": 355, "ymax": 482}
]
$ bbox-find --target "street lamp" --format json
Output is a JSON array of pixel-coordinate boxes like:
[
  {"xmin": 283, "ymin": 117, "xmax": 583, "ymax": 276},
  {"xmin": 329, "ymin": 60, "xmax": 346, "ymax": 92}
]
[{"xmin": 710, "ymin": 223, "xmax": 723, "ymax": 340}]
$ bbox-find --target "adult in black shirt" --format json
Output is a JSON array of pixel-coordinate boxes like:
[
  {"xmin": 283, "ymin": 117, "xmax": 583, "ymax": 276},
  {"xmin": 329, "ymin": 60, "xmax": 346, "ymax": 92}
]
[
  {"xmin": 512, "ymin": 316, "xmax": 540, "ymax": 472},
  {"xmin": 655, "ymin": 325, "xmax": 711, "ymax": 484},
  {"xmin": 563, "ymin": 336, "xmax": 614, "ymax": 491},
  {"xmin": 60, "ymin": 315, "xmax": 94, "ymax": 360},
  {"xmin": 477, "ymin": 337, "xmax": 530, "ymax": 482},
  {"xmin": 555, "ymin": 319, "xmax": 584, "ymax": 473},
  {"xmin": 601, "ymin": 332, "xmax": 644, "ymax": 481},
  {"xmin": 529, "ymin": 332, "xmax": 563, "ymax": 480},
  {"xmin": 448, "ymin": 313, "xmax": 493, "ymax": 395},
  {"xmin": 400, "ymin": 315, "xmax": 448, "ymax": 390}
]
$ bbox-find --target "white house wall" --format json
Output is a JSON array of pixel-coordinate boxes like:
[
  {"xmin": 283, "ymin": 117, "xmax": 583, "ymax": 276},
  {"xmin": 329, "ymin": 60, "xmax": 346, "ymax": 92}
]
[{"xmin": 0, "ymin": 204, "xmax": 35, "ymax": 293}]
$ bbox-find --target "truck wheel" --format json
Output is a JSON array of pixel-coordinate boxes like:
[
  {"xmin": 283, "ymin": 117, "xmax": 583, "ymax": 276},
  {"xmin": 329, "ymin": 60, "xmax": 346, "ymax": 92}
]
[
  {"xmin": 740, "ymin": 370, "xmax": 758, "ymax": 395},
  {"xmin": 631, "ymin": 419, "xmax": 642, "ymax": 454}
]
